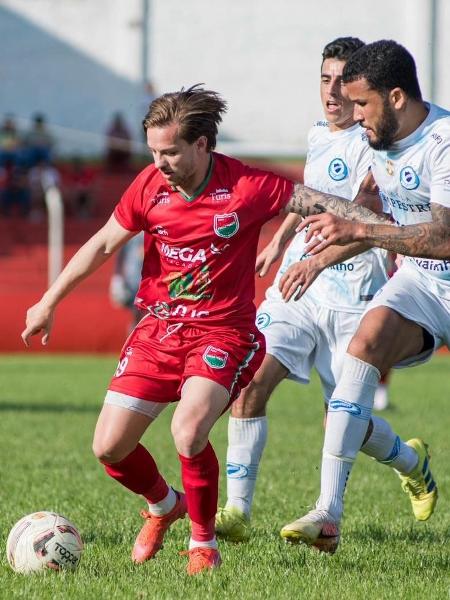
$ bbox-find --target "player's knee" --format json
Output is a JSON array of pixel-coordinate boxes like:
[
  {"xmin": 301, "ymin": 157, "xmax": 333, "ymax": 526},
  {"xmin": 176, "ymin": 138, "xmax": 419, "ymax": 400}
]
[
  {"xmin": 347, "ymin": 333, "xmax": 382, "ymax": 367},
  {"xmin": 171, "ymin": 420, "xmax": 207, "ymax": 457},
  {"xmin": 92, "ymin": 437, "xmax": 129, "ymax": 464},
  {"xmin": 231, "ymin": 378, "xmax": 269, "ymax": 418}
]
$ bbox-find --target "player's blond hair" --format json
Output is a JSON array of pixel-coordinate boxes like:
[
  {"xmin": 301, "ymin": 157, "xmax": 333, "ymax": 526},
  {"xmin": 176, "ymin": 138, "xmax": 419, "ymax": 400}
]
[{"xmin": 142, "ymin": 84, "xmax": 227, "ymax": 151}]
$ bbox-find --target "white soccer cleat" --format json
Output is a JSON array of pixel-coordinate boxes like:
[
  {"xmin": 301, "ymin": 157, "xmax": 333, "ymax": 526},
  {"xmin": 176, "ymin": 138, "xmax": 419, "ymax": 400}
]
[{"xmin": 280, "ymin": 509, "xmax": 340, "ymax": 554}]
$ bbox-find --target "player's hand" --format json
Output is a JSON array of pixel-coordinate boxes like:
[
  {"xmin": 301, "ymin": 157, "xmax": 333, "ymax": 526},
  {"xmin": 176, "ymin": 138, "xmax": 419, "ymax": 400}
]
[
  {"xmin": 279, "ymin": 257, "xmax": 322, "ymax": 302},
  {"xmin": 297, "ymin": 214, "xmax": 363, "ymax": 254},
  {"xmin": 21, "ymin": 301, "xmax": 55, "ymax": 347},
  {"xmin": 256, "ymin": 238, "xmax": 284, "ymax": 277}
]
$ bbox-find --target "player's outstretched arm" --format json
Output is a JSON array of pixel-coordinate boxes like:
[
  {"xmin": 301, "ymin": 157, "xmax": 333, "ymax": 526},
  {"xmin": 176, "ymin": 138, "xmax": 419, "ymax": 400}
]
[
  {"xmin": 256, "ymin": 212, "xmax": 302, "ymax": 277},
  {"xmin": 285, "ymin": 182, "xmax": 390, "ymax": 222},
  {"xmin": 21, "ymin": 215, "xmax": 136, "ymax": 347},
  {"xmin": 301, "ymin": 203, "xmax": 450, "ymax": 259}
]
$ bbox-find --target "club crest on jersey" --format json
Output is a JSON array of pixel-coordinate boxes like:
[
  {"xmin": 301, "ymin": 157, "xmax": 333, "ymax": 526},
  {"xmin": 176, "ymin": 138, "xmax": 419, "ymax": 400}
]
[
  {"xmin": 214, "ymin": 212, "xmax": 239, "ymax": 238},
  {"xmin": 328, "ymin": 158, "xmax": 348, "ymax": 181},
  {"xmin": 400, "ymin": 166, "xmax": 420, "ymax": 190},
  {"xmin": 256, "ymin": 312, "xmax": 271, "ymax": 330},
  {"xmin": 203, "ymin": 345, "xmax": 229, "ymax": 369}
]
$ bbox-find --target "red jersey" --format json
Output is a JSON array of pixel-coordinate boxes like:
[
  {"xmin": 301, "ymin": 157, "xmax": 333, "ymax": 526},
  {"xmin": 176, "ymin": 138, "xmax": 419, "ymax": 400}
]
[{"xmin": 114, "ymin": 152, "xmax": 294, "ymax": 328}]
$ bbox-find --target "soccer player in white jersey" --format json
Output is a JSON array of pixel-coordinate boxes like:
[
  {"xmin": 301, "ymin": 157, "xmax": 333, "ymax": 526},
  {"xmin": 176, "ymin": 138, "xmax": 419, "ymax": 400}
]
[
  {"xmin": 216, "ymin": 38, "xmax": 407, "ymax": 544},
  {"xmin": 282, "ymin": 39, "xmax": 447, "ymax": 552}
]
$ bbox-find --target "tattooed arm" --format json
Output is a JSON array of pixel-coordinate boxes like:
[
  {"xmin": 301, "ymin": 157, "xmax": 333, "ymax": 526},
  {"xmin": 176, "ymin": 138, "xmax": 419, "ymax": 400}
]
[
  {"xmin": 299, "ymin": 203, "xmax": 450, "ymax": 259},
  {"xmin": 363, "ymin": 203, "xmax": 450, "ymax": 258},
  {"xmin": 285, "ymin": 182, "xmax": 390, "ymax": 224}
]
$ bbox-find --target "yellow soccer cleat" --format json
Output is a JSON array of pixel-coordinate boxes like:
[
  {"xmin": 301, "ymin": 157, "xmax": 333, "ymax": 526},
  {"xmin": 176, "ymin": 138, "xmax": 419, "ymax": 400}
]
[
  {"xmin": 280, "ymin": 509, "xmax": 340, "ymax": 554},
  {"xmin": 398, "ymin": 438, "xmax": 438, "ymax": 521},
  {"xmin": 215, "ymin": 506, "xmax": 250, "ymax": 542}
]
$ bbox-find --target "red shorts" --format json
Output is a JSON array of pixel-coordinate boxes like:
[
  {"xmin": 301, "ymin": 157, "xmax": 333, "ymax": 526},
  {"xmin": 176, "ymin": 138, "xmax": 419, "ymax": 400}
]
[{"xmin": 108, "ymin": 316, "xmax": 265, "ymax": 404}]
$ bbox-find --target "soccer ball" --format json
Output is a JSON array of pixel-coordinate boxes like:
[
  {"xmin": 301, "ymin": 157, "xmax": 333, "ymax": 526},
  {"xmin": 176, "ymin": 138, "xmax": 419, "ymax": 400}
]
[{"xmin": 6, "ymin": 511, "xmax": 83, "ymax": 574}]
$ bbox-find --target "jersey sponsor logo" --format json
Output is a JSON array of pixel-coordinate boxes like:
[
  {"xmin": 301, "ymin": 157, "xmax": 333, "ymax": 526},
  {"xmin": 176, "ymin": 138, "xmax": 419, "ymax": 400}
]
[
  {"xmin": 256, "ymin": 312, "xmax": 271, "ymax": 329},
  {"xmin": 328, "ymin": 158, "xmax": 348, "ymax": 181},
  {"xmin": 160, "ymin": 243, "xmax": 207, "ymax": 264},
  {"xmin": 203, "ymin": 345, "xmax": 228, "ymax": 369},
  {"xmin": 431, "ymin": 133, "xmax": 443, "ymax": 144},
  {"xmin": 226, "ymin": 462, "xmax": 249, "ymax": 479},
  {"xmin": 328, "ymin": 262, "xmax": 354, "ymax": 272},
  {"xmin": 444, "ymin": 179, "xmax": 450, "ymax": 192},
  {"xmin": 214, "ymin": 212, "xmax": 239, "ymax": 238},
  {"xmin": 210, "ymin": 242, "xmax": 230, "ymax": 255},
  {"xmin": 412, "ymin": 257, "xmax": 450, "ymax": 275},
  {"xmin": 154, "ymin": 225, "xmax": 168, "ymax": 236},
  {"xmin": 210, "ymin": 188, "xmax": 231, "ymax": 202},
  {"xmin": 145, "ymin": 300, "xmax": 209, "ymax": 320},
  {"xmin": 400, "ymin": 166, "xmax": 420, "ymax": 190},
  {"xmin": 149, "ymin": 191, "xmax": 170, "ymax": 204},
  {"xmin": 166, "ymin": 266, "xmax": 212, "ymax": 300},
  {"xmin": 381, "ymin": 192, "xmax": 431, "ymax": 214}
]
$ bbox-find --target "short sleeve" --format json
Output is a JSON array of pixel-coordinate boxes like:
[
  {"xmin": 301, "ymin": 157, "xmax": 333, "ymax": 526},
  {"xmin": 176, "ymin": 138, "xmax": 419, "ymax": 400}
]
[
  {"xmin": 114, "ymin": 170, "xmax": 149, "ymax": 232},
  {"xmin": 243, "ymin": 167, "xmax": 294, "ymax": 221}
]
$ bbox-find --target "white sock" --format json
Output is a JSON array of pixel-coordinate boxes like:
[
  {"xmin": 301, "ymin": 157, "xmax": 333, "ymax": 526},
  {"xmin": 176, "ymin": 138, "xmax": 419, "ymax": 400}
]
[
  {"xmin": 317, "ymin": 354, "xmax": 380, "ymax": 523},
  {"xmin": 148, "ymin": 487, "xmax": 176, "ymax": 516},
  {"xmin": 225, "ymin": 416, "xmax": 268, "ymax": 517},
  {"xmin": 189, "ymin": 537, "xmax": 218, "ymax": 550},
  {"xmin": 361, "ymin": 415, "xmax": 418, "ymax": 474}
]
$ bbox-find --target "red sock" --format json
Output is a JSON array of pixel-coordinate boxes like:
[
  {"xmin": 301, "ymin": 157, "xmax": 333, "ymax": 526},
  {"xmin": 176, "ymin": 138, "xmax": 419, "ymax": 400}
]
[
  {"xmin": 179, "ymin": 442, "xmax": 218, "ymax": 541},
  {"xmin": 102, "ymin": 443, "xmax": 169, "ymax": 503}
]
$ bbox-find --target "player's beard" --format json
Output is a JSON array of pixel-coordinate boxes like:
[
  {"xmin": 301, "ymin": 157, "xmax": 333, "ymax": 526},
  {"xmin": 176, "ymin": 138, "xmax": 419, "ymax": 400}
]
[{"xmin": 368, "ymin": 97, "xmax": 399, "ymax": 151}]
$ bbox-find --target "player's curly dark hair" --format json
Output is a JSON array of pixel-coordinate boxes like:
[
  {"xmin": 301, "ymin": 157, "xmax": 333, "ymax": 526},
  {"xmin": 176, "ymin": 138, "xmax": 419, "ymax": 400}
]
[
  {"xmin": 142, "ymin": 84, "xmax": 227, "ymax": 151},
  {"xmin": 321, "ymin": 37, "xmax": 365, "ymax": 66},
  {"xmin": 342, "ymin": 40, "xmax": 422, "ymax": 100}
]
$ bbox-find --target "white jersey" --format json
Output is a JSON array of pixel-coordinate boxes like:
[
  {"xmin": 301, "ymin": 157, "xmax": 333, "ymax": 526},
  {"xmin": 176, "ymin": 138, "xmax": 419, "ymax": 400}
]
[
  {"xmin": 373, "ymin": 103, "xmax": 450, "ymax": 299},
  {"xmin": 268, "ymin": 121, "xmax": 389, "ymax": 313}
]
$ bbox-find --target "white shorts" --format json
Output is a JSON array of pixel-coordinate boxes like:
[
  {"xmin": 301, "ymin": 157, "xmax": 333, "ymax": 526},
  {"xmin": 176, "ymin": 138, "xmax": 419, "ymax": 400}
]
[
  {"xmin": 364, "ymin": 261, "xmax": 450, "ymax": 367},
  {"xmin": 256, "ymin": 293, "xmax": 362, "ymax": 401}
]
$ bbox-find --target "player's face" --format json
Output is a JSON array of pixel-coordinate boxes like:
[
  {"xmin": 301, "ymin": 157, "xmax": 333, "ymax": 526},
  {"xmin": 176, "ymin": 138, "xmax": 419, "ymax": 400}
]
[
  {"xmin": 345, "ymin": 78, "xmax": 399, "ymax": 150},
  {"xmin": 320, "ymin": 58, "xmax": 355, "ymax": 131},
  {"xmin": 146, "ymin": 123, "xmax": 207, "ymax": 188}
]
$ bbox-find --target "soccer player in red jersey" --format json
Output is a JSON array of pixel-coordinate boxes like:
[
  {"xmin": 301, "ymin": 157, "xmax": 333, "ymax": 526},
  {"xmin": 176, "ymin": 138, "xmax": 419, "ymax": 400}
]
[{"xmin": 21, "ymin": 85, "xmax": 387, "ymax": 573}]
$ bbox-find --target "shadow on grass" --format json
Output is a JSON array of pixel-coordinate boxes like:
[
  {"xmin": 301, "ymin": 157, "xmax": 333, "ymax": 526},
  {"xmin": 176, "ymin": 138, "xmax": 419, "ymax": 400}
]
[
  {"xmin": 0, "ymin": 400, "xmax": 98, "ymax": 413},
  {"xmin": 351, "ymin": 522, "xmax": 450, "ymax": 545}
]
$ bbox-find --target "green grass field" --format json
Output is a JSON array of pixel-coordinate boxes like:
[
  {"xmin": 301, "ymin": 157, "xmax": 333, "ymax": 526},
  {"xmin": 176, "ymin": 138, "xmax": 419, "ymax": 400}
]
[{"xmin": 1, "ymin": 354, "xmax": 449, "ymax": 599}]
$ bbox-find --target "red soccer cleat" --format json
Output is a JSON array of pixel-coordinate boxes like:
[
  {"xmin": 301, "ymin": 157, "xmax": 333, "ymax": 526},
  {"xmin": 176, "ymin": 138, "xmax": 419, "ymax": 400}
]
[
  {"xmin": 132, "ymin": 491, "xmax": 187, "ymax": 563},
  {"xmin": 182, "ymin": 547, "xmax": 222, "ymax": 575}
]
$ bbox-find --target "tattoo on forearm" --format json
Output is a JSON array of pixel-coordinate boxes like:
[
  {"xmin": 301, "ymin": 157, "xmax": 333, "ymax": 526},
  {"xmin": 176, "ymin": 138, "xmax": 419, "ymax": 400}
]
[
  {"xmin": 365, "ymin": 204, "xmax": 450, "ymax": 258},
  {"xmin": 287, "ymin": 184, "xmax": 389, "ymax": 224}
]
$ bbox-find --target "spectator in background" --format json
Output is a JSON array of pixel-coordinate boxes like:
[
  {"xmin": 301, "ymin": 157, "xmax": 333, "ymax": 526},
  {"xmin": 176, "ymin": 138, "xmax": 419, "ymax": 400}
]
[
  {"xmin": 105, "ymin": 112, "xmax": 132, "ymax": 172},
  {"xmin": 24, "ymin": 113, "xmax": 54, "ymax": 167},
  {"xmin": 109, "ymin": 232, "xmax": 145, "ymax": 332},
  {"xmin": 0, "ymin": 115, "xmax": 22, "ymax": 167},
  {"xmin": 65, "ymin": 156, "xmax": 96, "ymax": 219},
  {"xmin": 0, "ymin": 158, "xmax": 31, "ymax": 217}
]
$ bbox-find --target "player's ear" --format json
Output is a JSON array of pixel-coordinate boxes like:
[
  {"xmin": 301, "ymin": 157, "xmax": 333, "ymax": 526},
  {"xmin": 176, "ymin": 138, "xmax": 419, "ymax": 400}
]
[
  {"xmin": 195, "ymin": 135, "xmax": 208, "ymax": 152},
  {"xmin": 390, "ymin": 87, "xmax": 407, "ymax": 111}
]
